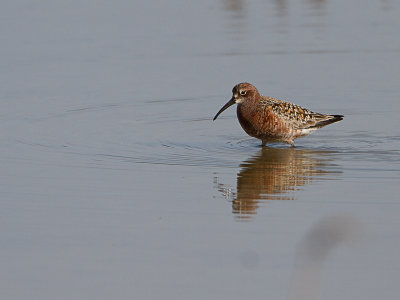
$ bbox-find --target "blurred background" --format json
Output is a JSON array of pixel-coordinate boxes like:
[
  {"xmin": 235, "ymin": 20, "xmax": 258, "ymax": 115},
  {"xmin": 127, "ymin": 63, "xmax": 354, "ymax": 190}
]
[{"xmin": 1, "ymin": 0, "xmax": 399, "ymax": 299}]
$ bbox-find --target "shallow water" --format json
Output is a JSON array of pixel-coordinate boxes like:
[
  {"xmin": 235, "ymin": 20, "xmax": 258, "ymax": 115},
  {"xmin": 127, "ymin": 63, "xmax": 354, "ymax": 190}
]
[{"xmin": 1, "ymin": 0, "xmax": 400, "ymax": 299}]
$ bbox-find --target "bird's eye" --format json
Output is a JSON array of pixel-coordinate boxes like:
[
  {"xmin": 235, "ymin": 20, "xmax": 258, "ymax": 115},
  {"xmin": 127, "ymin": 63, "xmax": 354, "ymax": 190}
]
[{"xmin": 240, "ymin": 90, "xmax": 246, "ymax": 95}]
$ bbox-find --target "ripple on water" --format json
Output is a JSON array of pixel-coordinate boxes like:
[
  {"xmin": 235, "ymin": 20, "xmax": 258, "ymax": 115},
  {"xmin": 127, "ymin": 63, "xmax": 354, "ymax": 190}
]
[{"xmin": 11, "ymin": 98, "xmax": 400, "ymax": 176}]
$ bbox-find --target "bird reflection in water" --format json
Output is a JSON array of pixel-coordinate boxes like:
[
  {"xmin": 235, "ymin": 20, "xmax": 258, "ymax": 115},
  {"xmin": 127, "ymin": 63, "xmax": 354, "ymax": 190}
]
[{"xmin": 214, "ymin": 147, "xmax": 340, "ymax": 220}]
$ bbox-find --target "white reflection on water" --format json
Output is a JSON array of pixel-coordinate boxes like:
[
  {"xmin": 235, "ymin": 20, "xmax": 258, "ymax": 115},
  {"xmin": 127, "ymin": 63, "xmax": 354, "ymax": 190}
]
[{"xmin": 288, "ymin": 214, "xmax": 363, "ymax": 300}]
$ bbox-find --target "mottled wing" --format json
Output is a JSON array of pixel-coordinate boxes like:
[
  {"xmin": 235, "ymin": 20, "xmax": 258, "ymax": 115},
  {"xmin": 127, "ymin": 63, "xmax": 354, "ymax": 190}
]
[{"xmin": 259, "ymin": 96, "xmax": 335, "ymax": 129}]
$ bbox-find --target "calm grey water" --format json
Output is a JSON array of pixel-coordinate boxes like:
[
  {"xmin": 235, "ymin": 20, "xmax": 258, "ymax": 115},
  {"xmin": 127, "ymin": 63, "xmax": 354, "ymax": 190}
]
[{"xmin": 1, "ymin": 0, "xmax": 400, "ymax": 299}]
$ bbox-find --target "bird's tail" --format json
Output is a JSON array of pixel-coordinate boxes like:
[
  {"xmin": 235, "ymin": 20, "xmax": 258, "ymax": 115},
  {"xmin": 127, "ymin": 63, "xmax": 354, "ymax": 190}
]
[{"xmin": 311, "ymin": 114, "xmax": 344, "ymax": 128}]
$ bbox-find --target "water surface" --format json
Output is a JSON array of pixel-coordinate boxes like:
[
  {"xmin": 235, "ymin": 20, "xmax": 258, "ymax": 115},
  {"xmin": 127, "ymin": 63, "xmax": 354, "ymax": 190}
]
[{"xmin": 1, "ymin": 0, "xmax": 400, "ymax": 299}]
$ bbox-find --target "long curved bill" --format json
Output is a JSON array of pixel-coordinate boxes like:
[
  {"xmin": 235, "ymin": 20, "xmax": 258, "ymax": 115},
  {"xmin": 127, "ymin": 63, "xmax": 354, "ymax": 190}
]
[{"xmin": 213, "ymin": 98, "xmax": 236, "ymax": 121}]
